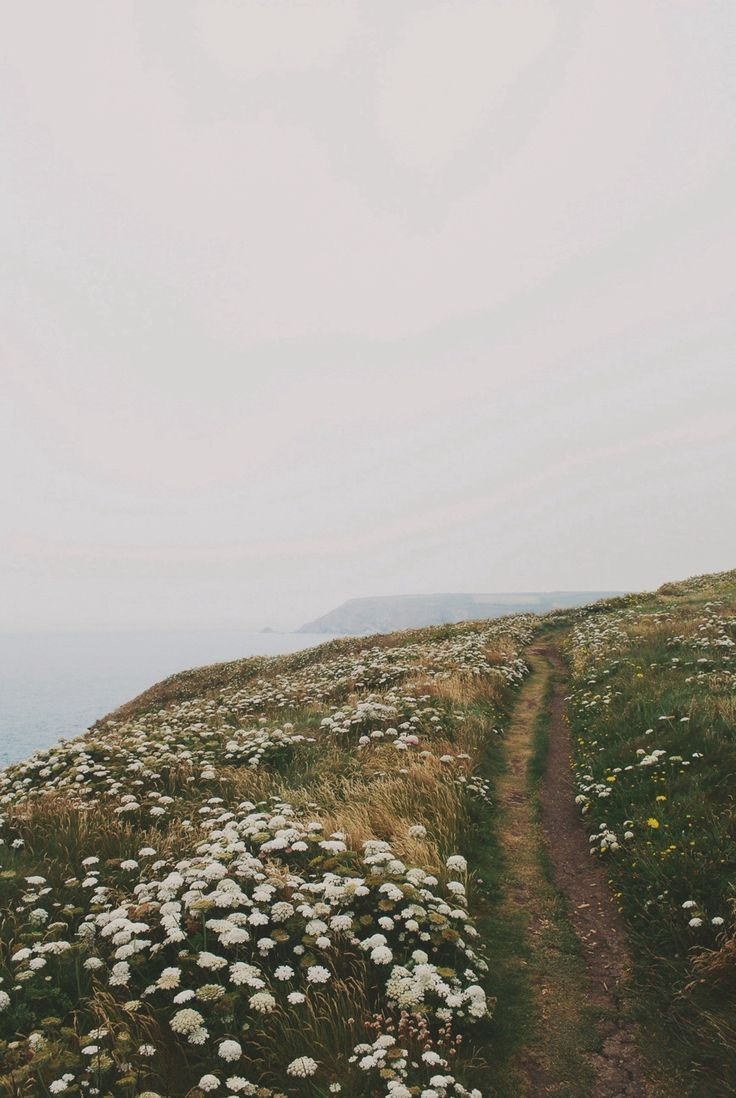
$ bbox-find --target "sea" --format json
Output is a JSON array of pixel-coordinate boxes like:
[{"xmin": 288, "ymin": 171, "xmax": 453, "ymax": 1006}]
[{"xmin": 0, "ymin": 629, "xmax": 335, "ymax": 768}]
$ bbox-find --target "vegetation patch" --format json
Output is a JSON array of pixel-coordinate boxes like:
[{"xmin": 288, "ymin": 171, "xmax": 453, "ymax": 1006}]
[
  {"xmin": 565, "ymin": 569, "xmax": 736, "ymax": 1090},
  {"xmin": 0, "ymin": 617, "xmax": 535, "ymax": 1096}
]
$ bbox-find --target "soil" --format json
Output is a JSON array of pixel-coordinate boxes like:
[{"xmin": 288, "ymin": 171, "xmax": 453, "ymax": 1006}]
[
  {"xmin": 493, "ymin": 637, "xmax": 649, "ymax": 1096},
  {"xmin": 534, "ymin": 640, "xmax": 647, "ymax": 1097}
]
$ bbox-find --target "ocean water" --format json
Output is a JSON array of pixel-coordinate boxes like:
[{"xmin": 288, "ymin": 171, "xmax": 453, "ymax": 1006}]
[{"xmin": 0, "ymin": 629, "xmax": 335, "ymax": 768}]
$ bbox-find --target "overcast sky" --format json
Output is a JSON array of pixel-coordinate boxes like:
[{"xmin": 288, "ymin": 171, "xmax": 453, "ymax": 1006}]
[{"xmin": 2, "ymin": 1, "xmax": 735, "ymax": 631}]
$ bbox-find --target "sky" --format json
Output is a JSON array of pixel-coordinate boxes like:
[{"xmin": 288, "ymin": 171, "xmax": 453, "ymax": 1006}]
[{"xmin": 2, "ymin": 1, "xmax": 735, "ymax": 632}]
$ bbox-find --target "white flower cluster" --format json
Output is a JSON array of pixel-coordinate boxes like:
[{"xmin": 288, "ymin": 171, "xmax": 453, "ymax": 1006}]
[
  {"xmin": 350, "ymin": 1032, "xmax": 482, "ymax": 1095},
  {"xmin": 320, "ymin": 693, "xmax": 447, "ymax": 751},
  {"xmin": 2, "ymin": 800, "xmax": 490, "ymax": 1091}
]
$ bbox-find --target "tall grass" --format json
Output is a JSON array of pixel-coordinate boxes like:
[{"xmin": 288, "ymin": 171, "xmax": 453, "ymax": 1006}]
[{"xmin": 565, "ymin": 569, "xmax": 736, "ymax": 1091}]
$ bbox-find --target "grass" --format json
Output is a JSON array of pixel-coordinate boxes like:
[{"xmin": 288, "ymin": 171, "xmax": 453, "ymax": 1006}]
[
  {"xmin": 1, "ymin": 569, "xmax": 734, "ymax": 1094},
  {"xmin": 0, "ymin": 615, "xmax": 537, "ymax": 1095},
  {"xmin": 565, "ymin": 568, "xmax": 736, "ymax": 1092}
]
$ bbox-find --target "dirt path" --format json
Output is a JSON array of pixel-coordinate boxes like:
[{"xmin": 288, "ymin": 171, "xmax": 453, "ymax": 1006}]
[
  {"xmin": 491, "ymin": 637, "xmax": 648, "ymax": 1096},
  {"xmin": 535, "ymin": 641, "xmax": 647, "ymax": 1095}
]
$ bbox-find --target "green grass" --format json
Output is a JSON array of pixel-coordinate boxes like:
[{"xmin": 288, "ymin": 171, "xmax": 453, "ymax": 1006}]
[
  {"xmin": 566, "ymin": 568, "xmax": 736, "ymax": 1092},
  {"xmin": 462, "ymin": 697, "xmax": 538, "ymax": 1093}
]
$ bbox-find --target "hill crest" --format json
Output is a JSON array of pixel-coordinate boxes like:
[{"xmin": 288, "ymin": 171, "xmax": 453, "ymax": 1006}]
[{"xmin": 297, "ymin": 590, "xmax": 624, "ymax": 634}]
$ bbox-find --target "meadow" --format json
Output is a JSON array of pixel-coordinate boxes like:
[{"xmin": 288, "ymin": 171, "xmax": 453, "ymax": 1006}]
[
  {"xmin": 0, "ymin": 617, "xmax": 534, "ymax": 1096},
  {"xmin": 566, "ymin": 570, "xmax": 736, "ymax": 1089},
  {"xmin": 1, "ymin": 569, "xmax": 734, "ymax": 1096}
]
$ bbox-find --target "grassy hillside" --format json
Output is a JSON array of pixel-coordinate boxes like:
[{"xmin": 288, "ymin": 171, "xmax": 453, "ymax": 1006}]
[
  {"xmin": 565, "ymin": 568, "xmax": 736, "ymax": 1090},
  {"xmin": 1, "ymin": 570, "xmax": 734, "ymax": 1096},
  {"xmin": 0, "ymin": 616, "xmax": 535, "ymax": 1096}
]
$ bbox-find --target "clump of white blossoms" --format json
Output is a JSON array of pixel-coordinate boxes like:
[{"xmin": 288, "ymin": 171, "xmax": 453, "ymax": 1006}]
[
  {"xmin": 170, "ymin": 1007, "xmax": 207, "ymax": 1041},
  {"xmin": 287, "ymin": 1056, "xmax": 319, "ymax": 1077},
  {"xmin": 446, "ymin": 855, "xmax": 467, "ymax": 874}
]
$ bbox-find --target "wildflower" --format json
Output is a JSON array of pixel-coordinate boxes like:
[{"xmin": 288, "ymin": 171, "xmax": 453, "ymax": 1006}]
[
  {"xmin": 109, "ymin": 961, "xmax": 130, "ymax": 985},
  {"xmin": 198, "ymin": 950, "xmax": 227, "ymax": 970},
  {"xmin": 307, "ymin": 964, "xmax": 331, "ymax": 983},
  {"xmin": 197, "ymin": 983, "xmax": 225, "ymax": 1002},
  {"xmin": 646, "ymin": 818, "xmax": 660, "ymax": 829},
  {"xmin": 50, "ymin": 1080, "xmax": 74, "ymax": 1095},
  {"xmin": 371, "ymin": 945, "xmax": 393, "ymax": 965},
  {"xmin": 157, "ymin": 966, "xmax": 181, "ymax": 989},
  {"xmin": 249, "ymin": 990, "xmax": 276, "ymax": 1013},
  {"xmin": 287, "ymin": 1056, "xmax": 318, "ymax": 1077},
  {"xmin": 199, "ymin": 1076, "xmax": 220, "ymax": 1092},
  {"xmin": 230, "ymin": 962, "xmax": 265, "ymax": 988},
  {"xmin": 218, "ymin": 1039, "xmax": 242, "ymax": 1062},
  {"xmin": 170, "ymin": 1007, "xmax": 205, "ymax": 1035},
  {"xmin": 446, "ymin": 854, "xmax": 467, "ymax": 873}
]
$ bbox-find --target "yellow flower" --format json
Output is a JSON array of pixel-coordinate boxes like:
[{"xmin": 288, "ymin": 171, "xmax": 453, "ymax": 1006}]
[
  {"xmin": 647, "ymin": 817, "xmax": 660, "ymax": 829},
  {"xmin": 655, "ymin": 795, "xmax": 667, "ymax": 802}
]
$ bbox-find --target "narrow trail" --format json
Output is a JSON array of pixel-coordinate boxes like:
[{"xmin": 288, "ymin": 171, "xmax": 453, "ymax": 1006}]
[
  {"xmin": 535, "ymin": 641, "xmax": 646, "ymax": 1094},
  {"xmin": 491, "ymin": 637, "xmax": 648, "ymax": 1097}
]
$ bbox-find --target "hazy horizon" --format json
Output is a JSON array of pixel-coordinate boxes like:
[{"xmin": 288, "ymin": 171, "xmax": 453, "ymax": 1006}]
[
  {"xmin": 0, "ymin": 586, "xmax": 629, "ymax": 635},
  {"xmin": 3, "ymin": 2, "xmax": 735, "ymax": 633}
]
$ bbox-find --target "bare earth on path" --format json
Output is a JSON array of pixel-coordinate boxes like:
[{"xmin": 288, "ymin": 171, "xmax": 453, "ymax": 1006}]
[
  {"xmin": 535, "ymin": 641, "xmax": 647, "ymax": 1096},
  {"xmin": 491, "ymin": 637, "xmax": 650, "ymax": 1096}
]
